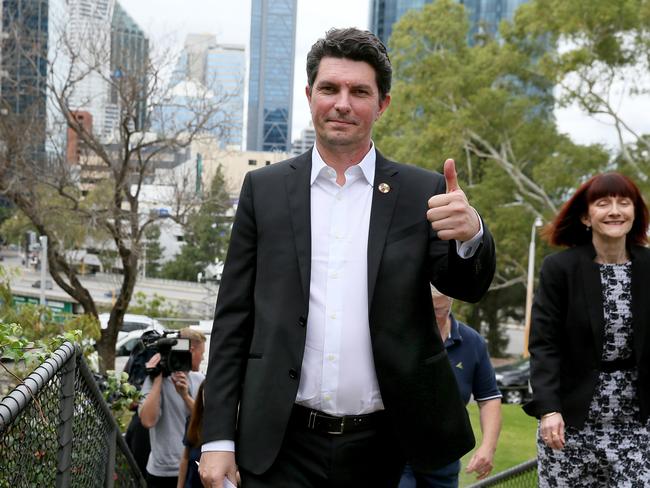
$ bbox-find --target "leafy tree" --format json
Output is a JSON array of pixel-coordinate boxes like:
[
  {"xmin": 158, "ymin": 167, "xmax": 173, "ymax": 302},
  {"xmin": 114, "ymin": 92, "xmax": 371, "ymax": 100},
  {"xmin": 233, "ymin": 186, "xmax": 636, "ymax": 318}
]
[
  {"xmin": 507, "ymin": 0, "xmax": 650, "ymax": 191},
  {"xmin": 161, "ymin": 166, "xmax": 231, "ymax": 282},
  {"xmin": 375, "ymin": 0, "xmax": 608, "ymax": 354},
  {"xmin": 143, "ymin": 224, "xmax": 164, "ymax": 278},
  {"xmin": 127, "ymin": 291, "xmax": 180, "ymax": 319}
]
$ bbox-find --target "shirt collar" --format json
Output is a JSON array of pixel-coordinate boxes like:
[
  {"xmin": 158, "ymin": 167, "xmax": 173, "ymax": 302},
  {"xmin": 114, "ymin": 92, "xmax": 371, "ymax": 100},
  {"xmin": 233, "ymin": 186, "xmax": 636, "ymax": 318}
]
[
  {"xmin": 310, "ymin": 142, "xmax": 376, "ymax": 186},
  {"xmin": 444, "ymin": 314, "xmax": 463, "ymax": 348}
]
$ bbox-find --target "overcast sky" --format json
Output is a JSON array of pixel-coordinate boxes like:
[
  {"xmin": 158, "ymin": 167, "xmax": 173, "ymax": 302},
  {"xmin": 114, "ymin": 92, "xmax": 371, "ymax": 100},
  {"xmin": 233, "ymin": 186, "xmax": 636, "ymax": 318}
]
[
  {"xmin": 119, "ymin": 0, "xmax": 648, "ymax": 150},
  {"xmin": 119, "ymin": 0, "xmax": 370, "ymax": 143}
]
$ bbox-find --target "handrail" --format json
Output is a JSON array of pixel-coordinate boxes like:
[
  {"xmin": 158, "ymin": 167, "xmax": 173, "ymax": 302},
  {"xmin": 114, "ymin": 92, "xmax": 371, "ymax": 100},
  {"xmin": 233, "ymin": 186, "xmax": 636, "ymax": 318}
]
[{"xmin": 0, "ymin": 342, "xmax": 77, "ymax": 432}]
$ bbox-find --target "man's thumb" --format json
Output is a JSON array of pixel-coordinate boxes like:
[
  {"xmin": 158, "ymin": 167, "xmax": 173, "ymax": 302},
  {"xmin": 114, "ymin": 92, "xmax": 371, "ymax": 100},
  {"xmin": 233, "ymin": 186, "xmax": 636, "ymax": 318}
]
[{"xmin": 444, "ymin": 159, "xmax": 459, "ymax": 193}]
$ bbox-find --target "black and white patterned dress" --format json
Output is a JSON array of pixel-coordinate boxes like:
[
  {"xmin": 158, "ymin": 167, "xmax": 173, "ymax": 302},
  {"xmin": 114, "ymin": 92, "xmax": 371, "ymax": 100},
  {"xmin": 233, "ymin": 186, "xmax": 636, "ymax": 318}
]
[{"xmin": 537, "ymin": 262, "xmax": 650, "ymax": 487}]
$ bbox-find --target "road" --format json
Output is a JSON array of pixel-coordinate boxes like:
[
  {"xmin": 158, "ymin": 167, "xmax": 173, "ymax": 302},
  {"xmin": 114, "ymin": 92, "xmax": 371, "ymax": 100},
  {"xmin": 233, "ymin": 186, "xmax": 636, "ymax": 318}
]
[{"xmin": 1, "ymin": 249, "xmax": 218, "ymax": 318}]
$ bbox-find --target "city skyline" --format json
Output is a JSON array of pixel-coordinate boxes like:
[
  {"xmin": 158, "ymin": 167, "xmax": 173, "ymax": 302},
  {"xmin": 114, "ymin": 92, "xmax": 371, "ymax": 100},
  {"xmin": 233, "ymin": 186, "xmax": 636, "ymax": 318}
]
[
  {"xmin": 118, "ymin": 0, "xmax": 369, "ymax": 145},
  {"xmin": 4, "ymin": 0, "xmax": 647, "ymax": 150}
]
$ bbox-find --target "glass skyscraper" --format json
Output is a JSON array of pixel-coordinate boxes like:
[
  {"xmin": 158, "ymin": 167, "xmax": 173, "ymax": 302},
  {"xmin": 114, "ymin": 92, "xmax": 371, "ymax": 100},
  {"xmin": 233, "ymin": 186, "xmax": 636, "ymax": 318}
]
[
  {"xmin": 1, "ymin": 0, "xmax": 50, "ymax": 159},
  {"xmin": 369, "ymin": 0, "xmax": 530, "ymax": 46},
  {"xmin": 246, "ymin": 0, "xmax": 297, "ymax": 152},
  {"xmin": 1, "ymin": 0, "xmax": 49, "ymax": 117},
  {"xmin": 109, "ymin": 2, "xmax": 149, "ymax": 132}
]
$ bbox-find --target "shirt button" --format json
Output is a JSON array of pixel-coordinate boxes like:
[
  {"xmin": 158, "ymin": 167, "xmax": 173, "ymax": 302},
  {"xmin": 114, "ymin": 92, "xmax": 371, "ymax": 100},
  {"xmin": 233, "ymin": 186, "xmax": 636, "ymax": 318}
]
[
  {"xmin": 327, "ymin": 354, "xmax": 336, "ymax": 362},
  {"xmin": 324, "ymin": 394, "xmax": 331, "ymax": 401},
  {"xmin": 329, "ymin": 313, "xmax": 337, "ymax": 320},
  {"xmin": 330, "ymin": 272, "xmax": 338, "ymax": 279},
  {"xmin": 298, "ymin": 315, "xmax": 307, "ymax": 327},
  {"xmin": 288, "ymin": 369, "xmax": 298, "ymax": 379}
]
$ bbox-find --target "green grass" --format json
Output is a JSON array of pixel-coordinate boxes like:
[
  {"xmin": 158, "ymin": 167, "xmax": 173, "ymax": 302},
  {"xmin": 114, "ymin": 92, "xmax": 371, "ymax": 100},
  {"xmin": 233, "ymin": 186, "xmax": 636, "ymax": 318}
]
[{"xmin": 459, "ymin": 403, "xmax": 538, "ymax": 487}]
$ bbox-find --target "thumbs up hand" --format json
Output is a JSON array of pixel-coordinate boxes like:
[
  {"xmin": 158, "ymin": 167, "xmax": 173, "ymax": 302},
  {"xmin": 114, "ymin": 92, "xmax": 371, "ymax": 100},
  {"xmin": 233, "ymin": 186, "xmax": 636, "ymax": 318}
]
[{"xmin": 426, "ymin": 159, "xmax": 481, "ymax": 242}]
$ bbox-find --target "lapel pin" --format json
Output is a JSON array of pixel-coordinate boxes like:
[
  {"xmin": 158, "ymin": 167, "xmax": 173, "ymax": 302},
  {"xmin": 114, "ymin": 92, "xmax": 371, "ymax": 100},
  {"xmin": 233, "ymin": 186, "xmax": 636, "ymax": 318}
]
[{"xmin": 378, "ymin": 182, "xmax": 390, "ymax": 194}]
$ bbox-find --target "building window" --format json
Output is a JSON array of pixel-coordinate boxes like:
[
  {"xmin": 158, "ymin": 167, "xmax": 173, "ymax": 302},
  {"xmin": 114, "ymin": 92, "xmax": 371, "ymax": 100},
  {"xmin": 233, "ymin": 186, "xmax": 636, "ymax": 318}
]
[{"xmin": 248, "ymin": 159, "xmax": 257, "ymax": 165}]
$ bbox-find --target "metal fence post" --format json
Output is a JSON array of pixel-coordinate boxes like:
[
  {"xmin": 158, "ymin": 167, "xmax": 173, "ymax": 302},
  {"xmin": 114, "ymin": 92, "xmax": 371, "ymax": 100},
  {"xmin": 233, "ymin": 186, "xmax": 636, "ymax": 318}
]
[
  {"xmin": 55, "ymin": 349, "xmax": 76, "ymax": 488},
  {"xmin": 105, "ymin": 426, "xmax": 116, "ymax": 488}
]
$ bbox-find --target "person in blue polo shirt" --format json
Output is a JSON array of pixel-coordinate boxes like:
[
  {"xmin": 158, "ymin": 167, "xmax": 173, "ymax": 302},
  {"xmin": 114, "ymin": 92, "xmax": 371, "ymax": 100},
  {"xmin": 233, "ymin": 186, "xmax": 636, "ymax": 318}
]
[{"xmin": 399, "ymin": 287, "xmax": 502, "ymax": 488}]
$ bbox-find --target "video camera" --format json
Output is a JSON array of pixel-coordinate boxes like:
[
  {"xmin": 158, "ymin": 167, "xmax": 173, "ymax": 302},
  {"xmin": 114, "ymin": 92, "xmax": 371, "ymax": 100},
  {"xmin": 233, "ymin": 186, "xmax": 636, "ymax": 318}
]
[{"xmin": 138, "ymin": 330, "xmax": 193, "ymax": 378}]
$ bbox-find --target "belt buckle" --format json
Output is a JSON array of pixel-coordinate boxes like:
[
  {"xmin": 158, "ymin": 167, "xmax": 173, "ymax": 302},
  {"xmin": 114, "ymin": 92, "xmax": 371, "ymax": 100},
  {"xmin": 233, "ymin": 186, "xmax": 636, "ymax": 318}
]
[
  {"xmin": 307, "ymin": 410, "xmax": 318, "ymax": 429},
  {"xmin": 327, "ymin": 416, "xmax": 345, "ymax": 435}
]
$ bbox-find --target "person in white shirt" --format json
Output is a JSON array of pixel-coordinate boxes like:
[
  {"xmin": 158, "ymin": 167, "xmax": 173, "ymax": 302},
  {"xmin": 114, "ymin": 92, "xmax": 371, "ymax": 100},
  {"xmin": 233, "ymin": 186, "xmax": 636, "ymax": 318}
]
[
  {"xmin": 139, "ymin": 328, "xmax": 205, "ymax": 488},
  {"xmin": 199, "ymin": 27, "xmax": 496, "ymax": 488}
]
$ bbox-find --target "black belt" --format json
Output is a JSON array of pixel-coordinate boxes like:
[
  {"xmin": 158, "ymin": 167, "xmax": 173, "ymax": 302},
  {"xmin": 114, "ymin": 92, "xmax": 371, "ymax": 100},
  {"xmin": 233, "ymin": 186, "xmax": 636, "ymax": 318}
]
[
  {"xmin": 290, "ymin": 404, "xmax": 384, "ymax": 435},
  {"xmin": 599, "ymin": 356, "xmax": 635, "ymax": 373}
]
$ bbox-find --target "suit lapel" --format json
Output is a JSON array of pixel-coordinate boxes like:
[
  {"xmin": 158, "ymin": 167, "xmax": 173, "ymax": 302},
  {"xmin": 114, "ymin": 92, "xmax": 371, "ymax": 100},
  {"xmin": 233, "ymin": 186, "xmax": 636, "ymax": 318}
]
[
  {"xmin": 367, "ymin": 152, "xmax": 400, "ymax": 306},
  {"xmin": 579, "ymin": 246, "xmax": 605, "ymax": 360},
  {"xmin": 630, "ymin": 246, "xmax": 647, "ymax": 360},
  {"xmin": 285, "ymin": 152, "xmax": 312, "ymax": 305}
]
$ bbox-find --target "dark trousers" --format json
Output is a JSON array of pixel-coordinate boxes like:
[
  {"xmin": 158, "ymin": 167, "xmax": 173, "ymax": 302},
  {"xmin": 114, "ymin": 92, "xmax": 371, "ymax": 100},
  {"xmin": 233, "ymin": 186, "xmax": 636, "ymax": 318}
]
[
  {"xmin": 240, "ymin": 412, "xmax": 405, "ymax": 488},
  {"xmin": 125, "ymin": 411, "xmax": 151, "ymax": 477},
  {"xmin": 398, "ymin": 461, "xmax": 461, "ymax": 488},
  {"xmin": 146, "ymin": 473, "xmax": 178, "ymax": 488}
]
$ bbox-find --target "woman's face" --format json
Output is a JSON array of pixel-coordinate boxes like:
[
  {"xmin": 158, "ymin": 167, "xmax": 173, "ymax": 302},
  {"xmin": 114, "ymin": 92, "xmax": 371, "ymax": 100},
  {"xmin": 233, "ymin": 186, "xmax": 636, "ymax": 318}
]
[{"xmin": 581, "ymin": 195, "xmax": 635, "ymax": 244}]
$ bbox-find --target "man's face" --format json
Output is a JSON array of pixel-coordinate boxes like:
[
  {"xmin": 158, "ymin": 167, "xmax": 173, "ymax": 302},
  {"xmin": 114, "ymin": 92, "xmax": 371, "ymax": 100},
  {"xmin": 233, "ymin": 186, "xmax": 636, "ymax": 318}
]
[
  {"xmin": 306, "ymin": 57, "xmax": 390, "ymax": 153},
  {"xmin": 432, "ymin": 294, "xmax": 452, "ymax": 328},
  {"xmin": 190, "ymin": 340, "xmax": 205, "ymax": 372}
]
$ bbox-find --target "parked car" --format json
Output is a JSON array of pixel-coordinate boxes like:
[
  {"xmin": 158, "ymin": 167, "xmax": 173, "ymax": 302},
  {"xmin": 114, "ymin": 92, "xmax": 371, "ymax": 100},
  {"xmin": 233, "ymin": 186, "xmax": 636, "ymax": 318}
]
[
  {"xmin": 495, "ymin": 358, "xmax": 531, "ymax": 404},
  {"xmin": 99, "ymin": 313, "xmax": 165, "ymax": 342},
  {"xmin": 31, "ymin": 279, "xmax": 53, "ymax": 290},
  {"xmin": 113, "ymin": 329, "xmax": 149, "ymax": 373}
]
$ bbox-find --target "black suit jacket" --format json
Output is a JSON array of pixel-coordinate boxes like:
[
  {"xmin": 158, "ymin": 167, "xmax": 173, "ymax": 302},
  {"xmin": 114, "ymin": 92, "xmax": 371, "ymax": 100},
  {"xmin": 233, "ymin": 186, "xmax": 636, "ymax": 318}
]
[
  {"xmin": 203, "ymin": 150, "xmax": 496, "ymax": 474},
  {"xmin": 524, "ymin": 243, "xmax": 650, "ymax": 427}
]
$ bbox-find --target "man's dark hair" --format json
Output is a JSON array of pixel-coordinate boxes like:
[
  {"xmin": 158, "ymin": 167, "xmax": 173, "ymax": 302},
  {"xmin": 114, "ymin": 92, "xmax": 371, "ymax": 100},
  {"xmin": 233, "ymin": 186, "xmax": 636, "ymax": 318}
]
[{"xmin": 306, "ymin": 27, "xmax": 392, "ymax": 101}]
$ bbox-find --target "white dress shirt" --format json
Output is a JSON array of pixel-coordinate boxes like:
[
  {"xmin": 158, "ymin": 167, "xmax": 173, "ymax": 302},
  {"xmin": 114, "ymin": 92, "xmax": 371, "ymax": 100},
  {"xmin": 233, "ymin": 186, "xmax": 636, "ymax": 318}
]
[
  {"xmin": 202, "ymin": 144, "xmax": 484, "ymax": 452},
  {"xmin": 295, "ymin": 145, "xmax": 382, "ymax": 415}
]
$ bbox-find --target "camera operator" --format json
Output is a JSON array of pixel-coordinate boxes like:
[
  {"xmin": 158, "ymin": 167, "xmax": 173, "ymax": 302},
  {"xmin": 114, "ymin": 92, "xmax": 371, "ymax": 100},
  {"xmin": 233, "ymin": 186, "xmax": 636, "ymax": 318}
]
[{"xmin": 139, "ymin": 328, "xmax": 206, "ymax": 488}]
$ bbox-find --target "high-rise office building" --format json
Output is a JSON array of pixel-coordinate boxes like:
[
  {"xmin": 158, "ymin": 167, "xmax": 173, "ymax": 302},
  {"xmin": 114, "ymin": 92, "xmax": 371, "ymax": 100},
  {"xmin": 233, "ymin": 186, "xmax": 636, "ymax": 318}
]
[
  {"xmin": 291, "ymin": 121, "xmax": 315, "ymax": 156},
  {"xmin": 64, "ymin": 0, "xmax": 116, "ymax": 140},
  {"xmin": 170, "ymin": 34, "xmax": 245, "ymax": 149},
  {"xmin": 0, "ymin": 0, "xmax": 49, "ymax": 117},
  {"xmin": 246, "ymin": 0, "xmax": 297, "ymax": 152},
  {"xmin": 109, "ymin": 2, "xmax": 149, "ymax": 132},
  {"xmin": 369, "ymin": 0, "xmax": 530, "ymax": 47},
  {"xmin": 62, "ymin": 0, "xmax": 148, "ymax": 141},
  {"xmin": 0, "ymin": 0, "xmax": 50, "ymax": 159}
]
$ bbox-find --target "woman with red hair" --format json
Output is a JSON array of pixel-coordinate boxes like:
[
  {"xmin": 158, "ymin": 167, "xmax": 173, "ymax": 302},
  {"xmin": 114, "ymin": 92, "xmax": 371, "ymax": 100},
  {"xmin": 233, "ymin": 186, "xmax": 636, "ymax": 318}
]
[{"xmin": 524, "ymin": 172, "xmax": 650, "ymax": 486}]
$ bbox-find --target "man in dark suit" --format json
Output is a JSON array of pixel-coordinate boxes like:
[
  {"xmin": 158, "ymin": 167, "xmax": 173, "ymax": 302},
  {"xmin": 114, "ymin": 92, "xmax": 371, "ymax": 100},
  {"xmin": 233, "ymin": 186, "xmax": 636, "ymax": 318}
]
[{"xmin": 200, "ymin": 28, "xmax": 496, "ymax": 488}]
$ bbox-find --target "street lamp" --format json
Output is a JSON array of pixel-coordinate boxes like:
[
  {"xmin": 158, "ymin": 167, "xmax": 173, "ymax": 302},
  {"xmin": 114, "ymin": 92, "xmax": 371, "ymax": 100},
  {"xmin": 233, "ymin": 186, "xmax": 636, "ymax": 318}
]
[
  {"xmin": 39, "ymin": 235, "xmax": 48, "ymax": 306},
  {"xmin": 523, "ymin": 216, "xmax": 543, "ymax": 357}
]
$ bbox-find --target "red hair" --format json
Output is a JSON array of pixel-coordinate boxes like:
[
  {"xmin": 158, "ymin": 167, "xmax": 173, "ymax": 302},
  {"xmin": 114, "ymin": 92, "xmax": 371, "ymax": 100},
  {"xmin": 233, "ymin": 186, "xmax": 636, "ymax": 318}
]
[{"xmin": 544, "ymin": 172, "xmax": 649, "ymax": 247}]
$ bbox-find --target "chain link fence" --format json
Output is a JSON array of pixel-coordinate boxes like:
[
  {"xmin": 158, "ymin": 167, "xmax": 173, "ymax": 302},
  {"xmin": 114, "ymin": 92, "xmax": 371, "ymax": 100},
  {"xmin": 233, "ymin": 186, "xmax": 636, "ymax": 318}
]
[
  {"xmin": 0, "ymin": 342, "xmax": 145, "ymax": 487},
  {"xmin": 467, "ymin": 459, "xmax": 538, "ymax": 487}
]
